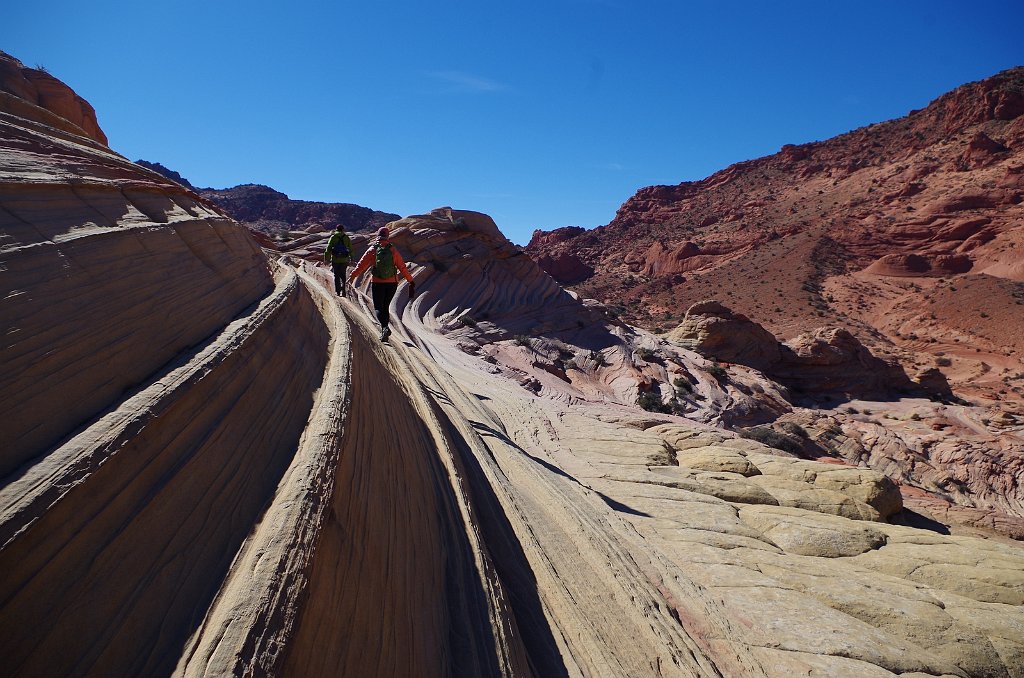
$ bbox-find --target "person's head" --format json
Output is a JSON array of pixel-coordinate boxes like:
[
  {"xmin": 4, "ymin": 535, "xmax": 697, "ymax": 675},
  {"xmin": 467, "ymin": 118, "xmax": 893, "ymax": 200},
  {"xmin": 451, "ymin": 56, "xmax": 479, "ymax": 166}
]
[
  {"xmin": 335, "ymin": 224, "xmax": 345, "ymax": 232},
  {"xmin": 377, "ymin": 226, "xmax": 390, "ymax": 241}
]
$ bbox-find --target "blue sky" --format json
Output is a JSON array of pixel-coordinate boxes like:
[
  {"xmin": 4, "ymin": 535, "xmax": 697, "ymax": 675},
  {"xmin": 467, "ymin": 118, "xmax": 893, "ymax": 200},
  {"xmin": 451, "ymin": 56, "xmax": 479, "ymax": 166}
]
[{"xmin": 5, "ymin": 1, "xmax": 1022, "ymax": 244}]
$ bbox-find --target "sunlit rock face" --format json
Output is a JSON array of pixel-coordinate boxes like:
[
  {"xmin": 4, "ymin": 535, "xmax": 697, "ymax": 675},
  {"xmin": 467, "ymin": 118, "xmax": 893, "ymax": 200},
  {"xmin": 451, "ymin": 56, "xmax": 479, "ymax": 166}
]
[
  {"xmin": 0, "ymin": 50, "xmax": 107, "ymax": 145},
  {"xmin": 526, "ymin": 68, "xmax": 1024, "ymax": 417},
  {"xmin": 2, "ymin": 54, "xmax": 1024, "ymax": 678},
  {"xmin": 0, "ymin": 52, "xmax": 325, "ymax": 677}
]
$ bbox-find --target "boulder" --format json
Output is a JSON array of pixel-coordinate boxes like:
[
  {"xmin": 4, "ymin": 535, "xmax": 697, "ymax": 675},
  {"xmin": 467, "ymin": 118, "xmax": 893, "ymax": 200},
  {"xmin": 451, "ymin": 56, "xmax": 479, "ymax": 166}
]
[
  {"xmin": 533, "ymin": 250, "xmax": 594, "ymax": 283},
  {"xmin": 777, "ymin": 327, "xmax": 915, "ymax": 397},
  {"xmin": 739, "ymin": 505, "xmax": 888, "ymax": 557},
  {"xmin": 667, "ymin": 300, "xmax": 782, "ymax": 371}
]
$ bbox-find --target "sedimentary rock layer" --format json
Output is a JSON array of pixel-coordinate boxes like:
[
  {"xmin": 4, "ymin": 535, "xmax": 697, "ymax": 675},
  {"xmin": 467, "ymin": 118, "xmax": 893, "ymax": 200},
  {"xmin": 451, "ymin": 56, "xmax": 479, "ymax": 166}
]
[
  {"xmin": 0, "ymin": 103, "xmax": 271, "ymax": 473},
  {"xmin": 3, "ymin": 57, "xmax": 1023, "ymax": 678}
]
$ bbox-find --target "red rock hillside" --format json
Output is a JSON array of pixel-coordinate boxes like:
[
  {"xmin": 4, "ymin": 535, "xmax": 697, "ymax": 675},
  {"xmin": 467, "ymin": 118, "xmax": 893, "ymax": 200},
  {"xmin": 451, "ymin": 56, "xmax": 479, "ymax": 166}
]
[
  {"xmin": 134, "ymin": 160, "xmax": 399, "ymax": 254},
  {"xmin": 527, "ymin": 67, "xmax": 1024, "ymax": 409},
  {"xmin": 199, "ymin": 183, "xmax": 399, "ymax": 241}
]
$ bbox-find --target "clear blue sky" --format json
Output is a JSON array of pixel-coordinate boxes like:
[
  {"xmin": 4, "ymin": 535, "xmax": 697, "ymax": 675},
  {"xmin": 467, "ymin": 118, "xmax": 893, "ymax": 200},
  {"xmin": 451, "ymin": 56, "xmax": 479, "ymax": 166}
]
[{"xmin": 5, "ymin": 1, "xmax": 1022, "ymax": 244}]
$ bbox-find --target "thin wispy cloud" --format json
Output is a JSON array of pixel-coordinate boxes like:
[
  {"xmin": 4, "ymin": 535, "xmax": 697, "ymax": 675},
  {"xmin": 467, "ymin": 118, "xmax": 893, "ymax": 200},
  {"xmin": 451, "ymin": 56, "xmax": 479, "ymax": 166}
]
[{"xmin": 428, "ymin": 70, "xmax": 509, "ymax": 93}]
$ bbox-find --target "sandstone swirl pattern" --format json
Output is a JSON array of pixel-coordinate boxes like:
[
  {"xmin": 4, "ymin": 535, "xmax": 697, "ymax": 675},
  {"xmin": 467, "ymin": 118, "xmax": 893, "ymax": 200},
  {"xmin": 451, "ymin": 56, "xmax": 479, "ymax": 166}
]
[{"xmin": 2, "ymin": 56, "xmax": 1023, "ymax": 677}]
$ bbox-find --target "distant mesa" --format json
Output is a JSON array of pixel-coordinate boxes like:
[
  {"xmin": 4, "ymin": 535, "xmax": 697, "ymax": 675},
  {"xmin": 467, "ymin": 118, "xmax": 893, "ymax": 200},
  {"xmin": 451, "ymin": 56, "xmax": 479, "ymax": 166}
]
[{"xmin": 133, "ymin": 158, "xmax": 400, "ymax": 241}]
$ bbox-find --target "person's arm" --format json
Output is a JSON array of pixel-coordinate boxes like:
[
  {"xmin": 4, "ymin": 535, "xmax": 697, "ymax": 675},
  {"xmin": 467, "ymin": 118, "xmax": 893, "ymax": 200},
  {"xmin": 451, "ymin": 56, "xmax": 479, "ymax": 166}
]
[
  {"xmin": 392, "ymin": 248, "xmax": 417, "ymax": 299},
  {"xmin": 349, "ymin": 247, "xmax": 373, "ymax": 282},
  {"xmin": 392, "ymin": 248, "xmax": 414, "ymax": 285},
  {"xmin": 324, "ymin": 233, "xmax": 336, "ymax": 263}
]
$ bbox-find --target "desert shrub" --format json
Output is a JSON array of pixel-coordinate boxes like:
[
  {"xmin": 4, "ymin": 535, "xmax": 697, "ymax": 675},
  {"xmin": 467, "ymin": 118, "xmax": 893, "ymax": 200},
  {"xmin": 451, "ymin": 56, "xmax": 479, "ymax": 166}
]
[
  {"xmin": 637, "ymin": 391, "xmax": 671, "ymax": 414},
  {"xmin": 514, "ymin": 335, "xmax": 532, "ymax": 347},
  {"xmin": 589, "ymin": 350, "xmax": 609, "ymax": 366},
  {"xmin": 636, "ymin": 347, "xmax": 656, "ymax": 362},
  {"xmin": 705, "ymin": 362, "xmax": 727, "ymax": 381},
  {"xmin": 459, "ymin": 315, "xmax": 477, "ymax": 327},
  {"xmin": 738, "ymin": 427, "xmax": 804, "ymax": 455},
  {"xmin": 673, "ymin": 377, "xmax": 693, "ymax": 394}
]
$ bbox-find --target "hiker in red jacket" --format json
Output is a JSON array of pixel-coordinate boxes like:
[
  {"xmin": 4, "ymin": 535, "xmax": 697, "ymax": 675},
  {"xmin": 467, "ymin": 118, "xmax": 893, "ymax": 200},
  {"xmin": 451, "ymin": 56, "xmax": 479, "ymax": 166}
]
[{"xmin": 349, "ymin": 226, "xmax": 416, "ymax": 341}]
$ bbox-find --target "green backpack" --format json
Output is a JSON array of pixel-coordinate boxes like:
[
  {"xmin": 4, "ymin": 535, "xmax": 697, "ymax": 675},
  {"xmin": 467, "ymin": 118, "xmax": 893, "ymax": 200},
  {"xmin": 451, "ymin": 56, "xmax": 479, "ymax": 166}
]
[{"xmin": 372, "ymin": 243, "xmax": 397, "ymax": 279}]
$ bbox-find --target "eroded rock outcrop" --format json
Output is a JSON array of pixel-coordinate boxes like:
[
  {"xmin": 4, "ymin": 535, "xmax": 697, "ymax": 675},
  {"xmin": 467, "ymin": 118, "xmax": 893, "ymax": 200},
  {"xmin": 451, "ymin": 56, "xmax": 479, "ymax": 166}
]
[
  {"xmin": 667, "ymin": 300, "xmax": 781, "ymax": 371},
  {"xmin": 668, "ymin": 301, "xmax": 917, "ymax": 399},
  {"xmin": 3, "ymin": 56, "xmax": 1024, "ymax": 678},
  {"xmin": 526, "ymin": 67, "xmax": 1024, "ymax": 415},
  {"xmin": 0, "ymin": 51, "xmax": 107, "ymax": 145}
]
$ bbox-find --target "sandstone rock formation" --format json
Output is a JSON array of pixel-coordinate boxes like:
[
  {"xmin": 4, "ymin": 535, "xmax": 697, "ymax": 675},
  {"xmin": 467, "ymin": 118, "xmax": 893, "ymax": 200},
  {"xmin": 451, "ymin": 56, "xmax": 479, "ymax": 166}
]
[
  {"xmin": 667, "ymin": 300, "xmax": 782, "ymax": 371},
  {"xmin": 668, "ymin": 300, "xmax": 917, "ymax": 398},
  {"xmin": 0, "ymin": 51, "xmax": 107, "ymax": 145},
  {"xmin": 526, "ymin": 67, "xmax": 1024, "ymax": 411},
  {"xmin": 3, "ymin": 55, "xmax": 1024, "ymax": 678}
]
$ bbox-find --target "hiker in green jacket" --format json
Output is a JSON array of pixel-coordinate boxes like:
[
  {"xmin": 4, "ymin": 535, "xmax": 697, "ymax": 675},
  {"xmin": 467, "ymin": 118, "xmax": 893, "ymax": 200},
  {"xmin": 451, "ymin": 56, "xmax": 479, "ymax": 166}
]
[
  {"xmin": 324, "ymin": 224, "xmax": 354, "ymax": 297},
  {"xmin": 349, "ymin": 226, "xmax": 416, "ymax": 341}
]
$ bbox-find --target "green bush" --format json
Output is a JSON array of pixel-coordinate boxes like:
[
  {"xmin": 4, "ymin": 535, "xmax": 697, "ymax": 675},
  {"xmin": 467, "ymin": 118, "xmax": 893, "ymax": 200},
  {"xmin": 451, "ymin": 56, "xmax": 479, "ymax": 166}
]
[
  {"xmin": 706, "ymin": 363, "xmax": 727, "ymax": 381},
  {"xmin": 637, "ymin": 391, "xmax": 671, "ymax": 413},
  {"xmin": 636, "ymin": 347, "xmax": 656, "ymax": 362},
  {"xmin": 673, "ymin": 377, "xmax": 693, "ymax": 393},
  {"xmin": 514, "ymin": 335, "xmax": 532, "ymax": 347}
]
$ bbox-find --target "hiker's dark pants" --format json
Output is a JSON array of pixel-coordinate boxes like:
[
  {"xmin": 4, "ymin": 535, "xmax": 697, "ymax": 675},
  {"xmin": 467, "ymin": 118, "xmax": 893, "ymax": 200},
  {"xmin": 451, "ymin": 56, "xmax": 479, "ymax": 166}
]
[
  {"xmin": 371, "ymin": 281, "xmax": 398, "ymax": 329},
  {"xmin": 331, "ymin": 262, "xmax": 348, "ymax": 294}
]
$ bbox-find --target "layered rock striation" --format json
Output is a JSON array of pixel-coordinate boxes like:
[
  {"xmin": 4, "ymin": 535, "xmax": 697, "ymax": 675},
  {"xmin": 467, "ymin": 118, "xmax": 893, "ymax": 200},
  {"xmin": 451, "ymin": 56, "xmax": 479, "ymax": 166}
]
[
  {"xmin": 0, "ymin": 51, "xmax": 107, "ymax": 146},
  {"xmin": 3, "ymin": 55, "xmax": 1024, "ymax": 678}
]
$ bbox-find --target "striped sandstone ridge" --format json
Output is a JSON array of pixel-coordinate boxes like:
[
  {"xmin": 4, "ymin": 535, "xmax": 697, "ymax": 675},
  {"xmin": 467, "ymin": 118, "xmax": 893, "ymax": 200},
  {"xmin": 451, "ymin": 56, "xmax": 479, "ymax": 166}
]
[
  {"xmin": 333, "ymin": 209, "xmax": 1024, "ymax": 676},
  {"xmin": 0, "ymin": 51, "xmax": 107, "ymax": 146},
  {"xmin": 3, "ymin": 57, "xmax": 1024, "ymax": 677}
]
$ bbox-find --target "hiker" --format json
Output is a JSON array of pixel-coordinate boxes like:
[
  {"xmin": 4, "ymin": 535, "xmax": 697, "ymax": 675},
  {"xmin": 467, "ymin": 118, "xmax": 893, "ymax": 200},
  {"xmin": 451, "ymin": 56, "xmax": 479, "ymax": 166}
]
[
  {"xmin": 349, "ymin": 226, "xmax": 416, "ymax": 341},
  {"xmin": 324, "ymin": 224, "xmax": 354, "ymax": 296}
]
